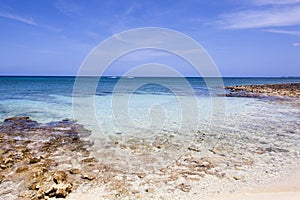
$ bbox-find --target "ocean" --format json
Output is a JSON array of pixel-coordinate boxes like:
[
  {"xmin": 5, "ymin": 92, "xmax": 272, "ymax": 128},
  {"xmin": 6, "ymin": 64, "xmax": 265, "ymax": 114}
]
[
  {"xmin": 0, "ymin": 76, "xmax": 299, "ymax": 137},
  {"xmin": 0, "ymin": 76, "xmax": 300, "ymax": 197}
]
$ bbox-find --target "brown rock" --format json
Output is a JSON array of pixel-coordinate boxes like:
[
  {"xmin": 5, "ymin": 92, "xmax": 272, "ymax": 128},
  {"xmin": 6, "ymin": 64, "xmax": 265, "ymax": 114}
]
[
  {"xmin": 28, "ymin": 181, "xmax": 39, "ymax": 190},
  {"xmin": 53, "ymin": 171, "xmax": 68, "ymax": 184},
  {"xmin": 35, "ymin": 176, "xmax": 73, "ymax": 198},
  {"xmin": 169, "ymin": 173, "xmax": 179, "ymax": 181},
  {"xmin": 81, "ymin": 157, "xmax": 96, "ymax": 163},
  {"xmin": 69, "ymin": 168, "xmax": 80, "ymax": 174},
  {"xmin": 1, "ymin": 157, "xmax": 13, "ymax": 169},
  {"xmin": 225, "ymin": 83, "xmax": 300, "ymax": 98},
  {"xmin": 0, "ymin": 175, "xmax": 4, "ymax": 183},
  {"xmin": 136, "ymin": 173, "xmax": 146, "ymax": 179},
  {"xmin": 16, "ymin": 166, "xmax": 29, "ymax": 173},
  {"xmin": 176, "ymin": 183, "xmax": 192, "ymax": 192},
  {"xmin": 29, "ymin": 157, "xmax": 41, "ymax": 164},
  {"xmin": 233, "ymin": 175, "xmax": 244, "ymax": 181},
  {"xmin": 18, "ymin": 190, "xmax": 35, "ymax": 199},
  {"xmin": 188, "ymin": 145, "xmax": 201, "ymax": 152},
  {"xmin": 209, "ymin": 147, "xmax": 225, "ymax": 156},
  {"xmin": 82, "ymin": 173, "xmax": 96, "ymax": 180},
  {"xmin": 0, "ymin": 117, "xmax": 94, "ymax": 199},
  {"xmin": 55, "ymin": 183, "xmax": 72, "ymax": 198},
  {"xmin": 4, "ymin": 116, "xmax": 30, "ymax": 122}
]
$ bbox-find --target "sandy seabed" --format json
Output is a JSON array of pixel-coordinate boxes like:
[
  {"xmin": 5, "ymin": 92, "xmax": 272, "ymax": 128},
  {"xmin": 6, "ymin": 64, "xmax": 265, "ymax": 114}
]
[{"xmin": 1, "ymin": 83, "xmax": 300, "ymax": 200}]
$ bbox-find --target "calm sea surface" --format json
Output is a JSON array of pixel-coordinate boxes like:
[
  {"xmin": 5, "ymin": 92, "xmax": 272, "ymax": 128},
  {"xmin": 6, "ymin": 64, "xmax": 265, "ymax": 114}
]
[{"xmin": 0, "ymin": 76, "xmax": 299, "ymax": 137}]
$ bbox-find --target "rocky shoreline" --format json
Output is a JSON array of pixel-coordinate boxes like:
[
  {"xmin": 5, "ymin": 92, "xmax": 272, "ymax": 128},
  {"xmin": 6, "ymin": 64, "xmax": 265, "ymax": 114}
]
[
  {"xmin": 0, "ymin": 117, "xmax": 101, "ymax": 199},
  {"xmin": 1, "ymin": 115, "xmax": 299, "ymax": 200},
  {"xmin": 225, "ymin": 83, "xmax": 300, "ymax": 98},
  {"xmin": 0, "ymin": 117, "xmax": 226, "ymax": 199}
]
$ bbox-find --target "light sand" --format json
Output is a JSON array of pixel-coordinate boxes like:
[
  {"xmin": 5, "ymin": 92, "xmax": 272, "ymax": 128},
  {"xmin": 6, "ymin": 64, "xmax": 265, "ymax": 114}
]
[
  {"xmin": 67, "ymin": 169, "xmax": 300, "ymax": 200},
  {"xmin": 218, "ymin": 192, "xmax": 300, "ymax": 200},
  {"xmin": 215, "ymin": 170, "xmax": 300, "ymax": 200}
]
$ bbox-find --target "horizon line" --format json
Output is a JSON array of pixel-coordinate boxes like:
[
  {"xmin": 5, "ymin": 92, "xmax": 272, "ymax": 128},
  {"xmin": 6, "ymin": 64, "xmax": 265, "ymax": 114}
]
[{"xmin": 0, "ymin": 75, "xmax": 299, "ymax": 78}]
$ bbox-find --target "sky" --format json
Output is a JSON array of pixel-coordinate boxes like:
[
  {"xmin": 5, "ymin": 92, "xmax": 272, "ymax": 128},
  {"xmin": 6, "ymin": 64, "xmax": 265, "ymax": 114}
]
[{"xmin": 0, "ymin": 0, "xmax": 299, "ymax": 77}]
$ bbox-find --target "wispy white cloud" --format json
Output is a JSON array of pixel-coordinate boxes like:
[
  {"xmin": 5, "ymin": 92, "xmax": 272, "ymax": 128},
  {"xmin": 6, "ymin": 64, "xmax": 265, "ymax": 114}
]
[
  {"xmin": 119, "ymin": 50, "xmax": 171, "ymax": 62},
  {"xmin": 218, "ymin": 5, "xmax": 300, "ymax": 29},
  {"xmin": 264, "ymin": 29, "xmax": 300, "ymax": 36},
  {"xmin": 0, "ymin": 12, "xmax": 36, "ymax": 25},
  {"xmin": 124, "ymin": 4, "xmax": 137, "ymax": 16},
  {"xmin": 251, "ymin": 0, "xmax": 300, "ymax": 5},
  {"xmin": 0, "ymin": 11, "xmax": 61, "ymax": 32},
  {"xmin": 293, "ymin": 42, "xmax": 300, "ymax": 46}
]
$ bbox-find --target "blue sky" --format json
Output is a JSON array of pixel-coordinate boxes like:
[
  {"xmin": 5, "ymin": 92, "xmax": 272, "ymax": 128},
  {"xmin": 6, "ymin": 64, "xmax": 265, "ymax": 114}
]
[{"xmin": 0, "ymin": 0, "xmax": 299, "ymax": 76}]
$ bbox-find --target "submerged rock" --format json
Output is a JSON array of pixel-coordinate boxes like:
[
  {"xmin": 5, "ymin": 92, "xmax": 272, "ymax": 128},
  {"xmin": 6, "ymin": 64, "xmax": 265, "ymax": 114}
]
[{"xmin": 0, "ymin": 116, "xmax": 93, "ymax": 199}]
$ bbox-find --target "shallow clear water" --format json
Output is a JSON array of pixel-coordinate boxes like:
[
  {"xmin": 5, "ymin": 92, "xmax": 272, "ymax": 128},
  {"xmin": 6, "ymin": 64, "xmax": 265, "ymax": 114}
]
[
  {"xmin": 1, "ymin": 76, "xmax": 299, "ymax": 172},
  {"xmin": 0, "ymin": 77, "xmax": 298, "ymax": 136},
  {"xmin": 0, "ymin": 77, "xmax": 300, "ymax": 123},
  {"xmin": 0, "ymin": 76, "xmax": 299, "ymax": 133}
]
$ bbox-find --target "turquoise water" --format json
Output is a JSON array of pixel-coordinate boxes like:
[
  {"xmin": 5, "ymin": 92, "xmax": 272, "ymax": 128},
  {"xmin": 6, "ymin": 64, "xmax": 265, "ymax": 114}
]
[
  {"xmin": 0, "ymin": 76, "xmax": 299, "ymax": 136},
  {"xmin": 1, "ymin": 76, "xmax": 299, "ymax": 172}
]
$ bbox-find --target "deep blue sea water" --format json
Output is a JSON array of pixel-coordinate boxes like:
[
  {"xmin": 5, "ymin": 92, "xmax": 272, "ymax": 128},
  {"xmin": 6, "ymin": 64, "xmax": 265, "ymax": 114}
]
[{"xmin": 0, "ymin": 76, "xmax": 299, "ymax": 99}]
